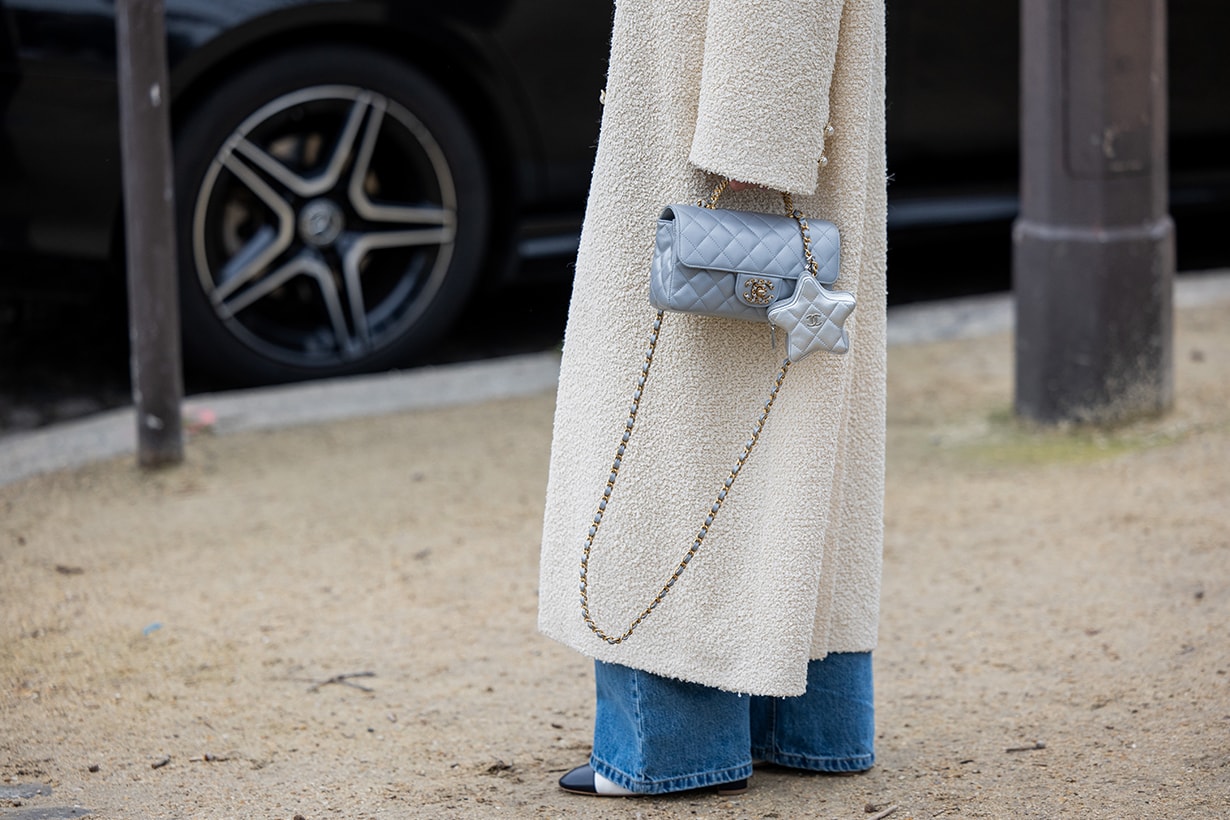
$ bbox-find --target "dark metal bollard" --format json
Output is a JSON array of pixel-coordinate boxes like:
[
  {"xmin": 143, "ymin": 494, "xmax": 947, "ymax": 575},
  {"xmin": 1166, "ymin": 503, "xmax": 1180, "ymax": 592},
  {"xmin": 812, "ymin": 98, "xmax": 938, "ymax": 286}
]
[
  {"xmin": 116, "ymin": 0, "xmax": 184, "ymax": 467},
  {"xmin": 1014, "ymin": 0, "xmax": 1175, "ymax": 424}
]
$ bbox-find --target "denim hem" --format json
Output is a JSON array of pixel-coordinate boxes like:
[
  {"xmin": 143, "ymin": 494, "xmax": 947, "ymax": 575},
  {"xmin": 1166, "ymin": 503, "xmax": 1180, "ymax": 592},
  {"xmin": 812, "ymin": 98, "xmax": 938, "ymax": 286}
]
[
  {"xmin": 749, "ymin": 747, "xmax": 874, "ymax": 773},
  {"xmin": 589, "ymin": 754, "xmax": 753, "ymax": 795}
]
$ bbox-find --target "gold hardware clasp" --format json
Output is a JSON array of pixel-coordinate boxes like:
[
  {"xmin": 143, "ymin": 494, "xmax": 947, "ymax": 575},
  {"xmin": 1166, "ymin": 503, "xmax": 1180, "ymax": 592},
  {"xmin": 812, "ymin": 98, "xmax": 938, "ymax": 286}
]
[{"xmin": 743, "ymin": 278, "xmax": 776, "ymax": 306}]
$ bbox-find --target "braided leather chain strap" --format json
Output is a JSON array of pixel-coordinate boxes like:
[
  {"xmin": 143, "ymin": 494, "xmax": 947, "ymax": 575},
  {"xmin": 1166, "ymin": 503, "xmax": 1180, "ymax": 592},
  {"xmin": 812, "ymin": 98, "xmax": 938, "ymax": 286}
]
[{"xmin": 578, "ymin": 310, "xmax": 793, "ymax": 643}]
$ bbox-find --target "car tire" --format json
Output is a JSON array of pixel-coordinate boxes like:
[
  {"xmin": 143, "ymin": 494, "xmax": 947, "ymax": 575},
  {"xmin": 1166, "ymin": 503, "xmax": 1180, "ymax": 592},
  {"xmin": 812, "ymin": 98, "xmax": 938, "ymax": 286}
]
[{"xmin": 174, "ymin": 45, "xmax": 489, "ymax": 384}]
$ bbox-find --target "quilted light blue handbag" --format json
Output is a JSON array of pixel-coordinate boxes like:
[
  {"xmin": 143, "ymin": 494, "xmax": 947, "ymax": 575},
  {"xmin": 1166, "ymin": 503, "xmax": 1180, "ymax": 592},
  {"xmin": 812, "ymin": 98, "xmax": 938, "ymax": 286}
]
[
  {"xmin": 649, "ymin": 203, "xmax": 839, "ymax": 320},
  {"xmin": 648, "ymin": 181, "xmax": 855, "ymax": 358}
]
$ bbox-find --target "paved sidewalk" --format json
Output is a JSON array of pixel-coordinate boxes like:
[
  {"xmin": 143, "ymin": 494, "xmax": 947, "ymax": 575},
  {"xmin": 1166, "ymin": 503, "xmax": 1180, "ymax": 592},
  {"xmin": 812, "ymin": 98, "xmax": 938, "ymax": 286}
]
[{"xmin": 2, "ymin": 275, "xmax": 1228, "ymax": 818}]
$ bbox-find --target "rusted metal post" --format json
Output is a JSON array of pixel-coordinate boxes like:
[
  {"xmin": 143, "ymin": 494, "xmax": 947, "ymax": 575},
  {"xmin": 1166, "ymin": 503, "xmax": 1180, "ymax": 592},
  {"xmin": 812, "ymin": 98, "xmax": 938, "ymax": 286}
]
[
  {"xmin": 1014, "ymin": 0, "xmax": 1174, "ymax": 424},
  {"xmin": 116, "ymin": 0, "xmax": 183, "ymax": 467}
]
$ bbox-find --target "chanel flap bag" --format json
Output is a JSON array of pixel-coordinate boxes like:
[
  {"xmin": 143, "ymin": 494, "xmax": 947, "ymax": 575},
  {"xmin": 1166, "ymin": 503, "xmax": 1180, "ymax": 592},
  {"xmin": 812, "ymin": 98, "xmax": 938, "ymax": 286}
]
[{"xmin": 649, "ymin": 179, "xmax": 854, "ymax": 357}]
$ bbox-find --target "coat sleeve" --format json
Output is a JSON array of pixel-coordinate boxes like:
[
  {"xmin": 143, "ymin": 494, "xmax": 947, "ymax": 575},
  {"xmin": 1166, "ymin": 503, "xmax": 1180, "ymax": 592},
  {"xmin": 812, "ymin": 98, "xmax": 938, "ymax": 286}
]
[{"xmin": 689, "ymin": 0, "xmax": 845, "ymax": 194}]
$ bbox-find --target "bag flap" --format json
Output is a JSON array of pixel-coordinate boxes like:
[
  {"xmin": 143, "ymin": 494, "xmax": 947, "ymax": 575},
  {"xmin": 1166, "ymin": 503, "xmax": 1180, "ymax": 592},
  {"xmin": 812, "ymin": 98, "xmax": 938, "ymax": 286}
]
[{"xmin": 661, "ymin": 203, "xmax": 840, "ymax": 284}]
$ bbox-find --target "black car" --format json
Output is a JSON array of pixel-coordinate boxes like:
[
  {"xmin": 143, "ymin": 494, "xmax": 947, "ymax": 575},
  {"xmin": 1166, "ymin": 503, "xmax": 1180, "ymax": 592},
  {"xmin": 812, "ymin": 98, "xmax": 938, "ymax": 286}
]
[
  {"xmin": 2, "ymin": 1, "xmax": 1228, "ymax": 385},
  {"xmin": 1, "ymin": 0, "xmax": 612, "ymax": 384}
]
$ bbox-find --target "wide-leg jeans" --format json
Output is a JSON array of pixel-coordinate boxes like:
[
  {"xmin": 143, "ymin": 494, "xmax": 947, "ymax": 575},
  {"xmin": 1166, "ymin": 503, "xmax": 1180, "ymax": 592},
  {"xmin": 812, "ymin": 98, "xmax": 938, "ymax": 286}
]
[{"xmin": 590, "ymin": 651, "xmax": 875, "ymax": 794}]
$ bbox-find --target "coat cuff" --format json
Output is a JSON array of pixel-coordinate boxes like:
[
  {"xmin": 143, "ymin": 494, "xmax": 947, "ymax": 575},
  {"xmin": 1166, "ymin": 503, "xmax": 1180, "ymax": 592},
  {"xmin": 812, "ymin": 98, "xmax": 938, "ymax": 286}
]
[{"xmin": 688, "ymin": 0, "xmax": 843, "ymax": 194}]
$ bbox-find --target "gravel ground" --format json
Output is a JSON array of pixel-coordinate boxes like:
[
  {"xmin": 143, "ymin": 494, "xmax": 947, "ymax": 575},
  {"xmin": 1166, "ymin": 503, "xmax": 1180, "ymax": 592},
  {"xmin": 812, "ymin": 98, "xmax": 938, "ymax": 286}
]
[{"xmin": 1, "ymin": 299, "xmax": 1228, "ymax": 819}]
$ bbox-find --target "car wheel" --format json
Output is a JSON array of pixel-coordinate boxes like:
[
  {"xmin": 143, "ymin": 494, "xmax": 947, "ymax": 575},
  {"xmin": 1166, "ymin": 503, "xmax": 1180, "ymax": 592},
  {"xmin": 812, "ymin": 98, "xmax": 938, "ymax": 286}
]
[{"xmin": 174, "ymin": 46, "xmax": 489, "ymax": 384}]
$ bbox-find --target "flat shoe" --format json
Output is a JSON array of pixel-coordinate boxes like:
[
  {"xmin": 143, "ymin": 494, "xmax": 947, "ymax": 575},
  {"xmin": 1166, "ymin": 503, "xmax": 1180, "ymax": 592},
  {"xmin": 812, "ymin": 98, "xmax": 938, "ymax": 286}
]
[
  {"xmin": 558, "ymin": 763, "xmax": 748, "ymax": 797},
  {"xmin": 558, "ymin": 764, "xmax": 635, "ymax": 796}
]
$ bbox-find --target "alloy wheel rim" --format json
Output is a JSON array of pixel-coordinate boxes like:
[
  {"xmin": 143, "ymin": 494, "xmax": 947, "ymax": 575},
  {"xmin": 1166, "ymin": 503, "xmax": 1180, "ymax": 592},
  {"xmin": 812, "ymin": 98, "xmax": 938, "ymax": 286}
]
[{"xmin": 192, "ymin": 85, "xmax": 458, "ymax": 369}]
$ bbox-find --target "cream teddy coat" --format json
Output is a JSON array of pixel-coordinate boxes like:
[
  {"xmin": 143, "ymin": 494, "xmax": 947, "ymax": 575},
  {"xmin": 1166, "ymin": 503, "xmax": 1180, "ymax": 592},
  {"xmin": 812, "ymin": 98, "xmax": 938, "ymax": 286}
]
[{"xmin": 538, "ymin": 0, "xmax": 887, "ymax": 697}]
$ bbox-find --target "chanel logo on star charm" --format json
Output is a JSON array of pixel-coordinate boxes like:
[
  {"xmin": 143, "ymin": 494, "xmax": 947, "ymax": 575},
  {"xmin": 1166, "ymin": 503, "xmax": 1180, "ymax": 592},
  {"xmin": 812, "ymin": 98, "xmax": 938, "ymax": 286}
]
[{"xmin": 804, "ymin": 313, "xmax": 824, "ymax": 327}]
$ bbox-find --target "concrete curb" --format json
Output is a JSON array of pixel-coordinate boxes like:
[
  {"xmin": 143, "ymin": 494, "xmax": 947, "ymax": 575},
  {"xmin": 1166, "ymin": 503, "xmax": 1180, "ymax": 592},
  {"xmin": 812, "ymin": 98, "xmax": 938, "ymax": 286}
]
[
  {"xmin": 3, "ymin": 270, "xmax": 1228, "ymax": 488},
  {"xmin": 0, "ymin": 353, "xmax": 562, "ymax": 487}
]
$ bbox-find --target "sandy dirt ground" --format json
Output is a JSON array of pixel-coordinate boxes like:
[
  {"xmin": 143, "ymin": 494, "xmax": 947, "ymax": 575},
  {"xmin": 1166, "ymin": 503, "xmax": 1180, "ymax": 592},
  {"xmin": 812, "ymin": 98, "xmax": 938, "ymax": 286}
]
[{"xmin": 2, "ymin": 302, "xmax": 1228, "ymax": 819}]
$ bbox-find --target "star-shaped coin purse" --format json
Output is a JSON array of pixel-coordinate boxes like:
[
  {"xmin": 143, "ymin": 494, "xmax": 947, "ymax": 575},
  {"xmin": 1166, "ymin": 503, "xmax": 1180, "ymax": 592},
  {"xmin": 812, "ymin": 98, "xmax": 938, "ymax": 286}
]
[{"xmin": 766, "ymin": 274, "xmax": 856, "ymax": 361}]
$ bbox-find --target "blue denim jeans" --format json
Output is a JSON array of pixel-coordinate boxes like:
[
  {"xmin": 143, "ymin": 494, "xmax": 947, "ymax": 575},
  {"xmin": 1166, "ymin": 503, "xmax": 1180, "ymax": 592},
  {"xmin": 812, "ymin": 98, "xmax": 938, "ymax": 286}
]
[{"xmin": 590, "ymin": 652, "xmax": 875, "ymax": 794}]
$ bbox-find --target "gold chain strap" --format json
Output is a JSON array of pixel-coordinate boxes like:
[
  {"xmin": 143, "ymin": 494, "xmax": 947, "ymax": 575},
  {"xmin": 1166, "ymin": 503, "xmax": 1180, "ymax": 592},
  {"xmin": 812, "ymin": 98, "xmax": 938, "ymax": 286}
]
[
  {"xmin": 579, "ymin": 178, "xmax": 813, "ymax": 644},
  {"xmin": 578, "ymin": 311, "xmax": 792, "ymax": 643},
  {"xmin": 783, "ymin": 192, "xmax": 823, "ymax": 281}
]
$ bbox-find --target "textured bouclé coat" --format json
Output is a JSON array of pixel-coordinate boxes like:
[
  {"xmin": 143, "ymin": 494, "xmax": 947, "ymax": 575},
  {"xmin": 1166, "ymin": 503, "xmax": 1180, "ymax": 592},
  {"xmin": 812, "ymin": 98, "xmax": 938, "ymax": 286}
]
[{"xmin": 538, "ymin": 0, "xmax": 887, "ymax": 697}]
